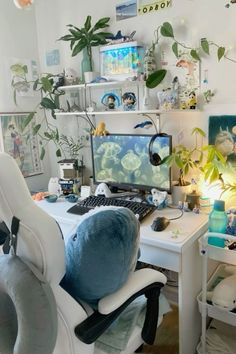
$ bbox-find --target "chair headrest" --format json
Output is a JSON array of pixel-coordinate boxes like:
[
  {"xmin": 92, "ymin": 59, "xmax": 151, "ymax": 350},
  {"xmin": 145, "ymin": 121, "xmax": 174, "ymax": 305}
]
[{"xmin": 0, "ymin": 153, "xmax": 65, "ymax": 284}]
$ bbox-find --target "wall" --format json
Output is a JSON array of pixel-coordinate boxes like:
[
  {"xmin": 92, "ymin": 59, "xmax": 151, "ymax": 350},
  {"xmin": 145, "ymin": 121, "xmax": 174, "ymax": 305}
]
[
  {"xmin": 34, "ymin": 0, "xmax": 236, "ymax": 196},
  {"xmin": 0, "ymin": 0, "xmax": 51, "ymax": 191}
]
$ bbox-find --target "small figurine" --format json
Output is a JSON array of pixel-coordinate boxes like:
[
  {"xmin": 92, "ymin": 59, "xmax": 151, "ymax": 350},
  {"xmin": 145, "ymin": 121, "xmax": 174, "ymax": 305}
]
[
  {"xmin": 203, "ymin": 89, "xmax": 215, "ymax": 103},
  {"xmin": 122, "ymin": 92, "xmax": 136, "ymax": 111},
  {"xmin": 186, "ymin": 91, "xmax": 197, "ymax": 109},
  {"xmin": 134, "ymin": 120, "xmax": 153, "ymax": 129},
  {"xmin": 101, "ymin": 92, "xmax": 121, "ymax": 110},
  {"xmin": 64, "ymin": 67, "xmax": 79, "ymax": 86},
  {"xmin": 107, "ymin": 30, "xmax": 136, "ymax": 44},
  {"xmin": 93, "ymin": 121, "xmax": 109, "ymax": 136}
]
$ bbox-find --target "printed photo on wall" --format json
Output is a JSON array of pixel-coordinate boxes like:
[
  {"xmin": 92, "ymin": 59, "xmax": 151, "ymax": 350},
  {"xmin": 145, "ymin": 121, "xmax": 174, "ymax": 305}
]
[
  {"xmin": 0, "ymin": 113, "xmax": 43, "ymax": 177},
  {"xmin": 8, "ymin": 57, "xmax": 38, "ymax": 98},
  {"xmin": 209, "ymin": 115, "xmax": 236, "ymax": 170},
  {"xmin": 116, "ymin": 0, "xmax": 137, "ymax": 21}
]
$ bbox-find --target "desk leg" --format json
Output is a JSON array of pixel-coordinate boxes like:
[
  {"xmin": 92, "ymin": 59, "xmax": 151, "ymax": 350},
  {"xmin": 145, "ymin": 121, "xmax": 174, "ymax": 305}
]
[{"xmin": 178, "ymin": 239, "xmax": 203, "ymax": 354}]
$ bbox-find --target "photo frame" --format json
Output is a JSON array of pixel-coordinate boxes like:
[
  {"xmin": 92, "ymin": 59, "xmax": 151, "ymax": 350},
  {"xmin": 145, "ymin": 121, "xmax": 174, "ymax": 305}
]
[{"xmin": 0, "ymin": 112, "xmax": 43, "ymax": 177}]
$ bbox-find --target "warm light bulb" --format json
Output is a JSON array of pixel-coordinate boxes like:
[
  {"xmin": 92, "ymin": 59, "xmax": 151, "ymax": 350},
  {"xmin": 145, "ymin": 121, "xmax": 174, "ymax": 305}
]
[{"xmin": 13, "ymin": 0, "xmax": 33, "ymax": 9}]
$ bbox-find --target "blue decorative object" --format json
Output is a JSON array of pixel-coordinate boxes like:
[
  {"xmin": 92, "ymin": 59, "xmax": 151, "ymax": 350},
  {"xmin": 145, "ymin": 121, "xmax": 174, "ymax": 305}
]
[
  {"xmin": 134, "ymin": 120, "xmax": 153, "ymax": 129},
  {"xmin": 62, "ymin": 207, "xmax": 140, "ymax": 308},
  {"xmin": 101, "ymin": 92, "xmax": 121, "ymax": 110},
  {"xmin": 44, "ymin": 194, "xmax": 58, "ymax": 203},
  {"xmin": 122, "ymin": 92, "xmax": 136, "ymax": 111},
  {"xmin": 65, "ymin": 194, "xmax": 78, "ymax": 203}
]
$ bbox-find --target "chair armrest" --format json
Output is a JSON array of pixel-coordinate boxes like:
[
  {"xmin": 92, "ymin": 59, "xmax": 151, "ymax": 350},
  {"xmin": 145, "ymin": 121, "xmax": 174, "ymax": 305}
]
[
  {"xmin": 98, "ymin": 268, "xmax": 167, "ymax": 314},
  {"xmin": 75, "ymin": 268, "xmax": 167, "ymax": 345}
]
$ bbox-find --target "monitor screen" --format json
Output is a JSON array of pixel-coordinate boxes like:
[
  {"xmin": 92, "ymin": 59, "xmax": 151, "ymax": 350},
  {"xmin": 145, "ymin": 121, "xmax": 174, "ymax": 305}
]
[{"xmin": 91, "ymin": 134, "xmax": 172, "ymax": 193}]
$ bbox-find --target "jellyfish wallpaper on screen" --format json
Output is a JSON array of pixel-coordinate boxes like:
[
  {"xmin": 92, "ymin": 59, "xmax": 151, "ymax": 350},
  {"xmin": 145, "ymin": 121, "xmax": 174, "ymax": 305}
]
[{"xmin": 91, "ymin": 134, "xmax": 171, "ymax": 192}]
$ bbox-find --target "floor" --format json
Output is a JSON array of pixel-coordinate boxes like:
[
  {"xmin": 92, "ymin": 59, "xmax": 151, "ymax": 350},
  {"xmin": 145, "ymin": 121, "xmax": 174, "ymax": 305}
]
[{"xmin": 142, "ymin": 305, "xmax": 179, "ymax": 354}]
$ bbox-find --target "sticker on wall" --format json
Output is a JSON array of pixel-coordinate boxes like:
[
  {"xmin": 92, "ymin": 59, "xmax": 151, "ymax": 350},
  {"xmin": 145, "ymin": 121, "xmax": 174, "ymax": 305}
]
[
  {"xmin": 116, "ymin": 0, "xmax": 137, "ymax": 21},
  {"xmin": 138, "ymin": 0, "xmax": 171, "ymax": 15},
  {"xmin": 46, "ymin": 49, "xmax": 60, "ymax": 66}
]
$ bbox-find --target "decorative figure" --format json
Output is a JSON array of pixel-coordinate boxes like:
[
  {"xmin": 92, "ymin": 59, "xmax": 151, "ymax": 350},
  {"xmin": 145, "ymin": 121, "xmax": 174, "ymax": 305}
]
[
  {"xmin": 107, "ymin": 30, "xmax": 136, "ymax": 45},
  {"xmin": 93, "ymin": 122, "xmax": 109, "ymax": 136},
  {"xmin": 122, "ymin": 92, "xmax": 136, "ymax": 111},
  {"xmin": 101, "ymin": 92, "xmax": 121, "ymax": 110},
  {"xmin": 176, "ymin": 59, "xmax": 196, "ymax": 78},
  {"xmin": 203, "ymin": 89, "xmax": 215, "ymax": 103},
  {"xmin": 134, "ymin": 120, "xmax": 153, "ymax": 129},
  {"xmin": 8, "ymin": 123, "xmax": 24, "ymax": 169},
  {"xmin": 64, "ymin": 68, "xmax": 79, "ymax": 85},
  {"xmin": 186, "ymin": 91, "xmax": 197, "ymax": 109}
]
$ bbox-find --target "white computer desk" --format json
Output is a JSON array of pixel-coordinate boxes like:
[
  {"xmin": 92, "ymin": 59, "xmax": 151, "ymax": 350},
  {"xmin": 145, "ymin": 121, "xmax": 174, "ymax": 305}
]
[{"xmin": 37, "ymin": 199, "xmax": 210, "ymax": 354}]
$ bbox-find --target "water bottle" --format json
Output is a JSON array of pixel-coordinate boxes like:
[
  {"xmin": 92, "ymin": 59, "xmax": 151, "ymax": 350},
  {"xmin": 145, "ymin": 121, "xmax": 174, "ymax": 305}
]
[{"xmin": 208, "ymin": 200, "xmax": 228, "ymax": 247}]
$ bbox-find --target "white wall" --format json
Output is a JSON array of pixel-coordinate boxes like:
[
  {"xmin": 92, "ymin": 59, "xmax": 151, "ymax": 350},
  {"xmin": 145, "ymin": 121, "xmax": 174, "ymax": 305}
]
[
  {"xmin": 0, "ymin": 0, "xmax": 51, "ymax": 191},
  {"xmin": 33, "ymin": 0, "xmax": 236, "ymax": 184}
]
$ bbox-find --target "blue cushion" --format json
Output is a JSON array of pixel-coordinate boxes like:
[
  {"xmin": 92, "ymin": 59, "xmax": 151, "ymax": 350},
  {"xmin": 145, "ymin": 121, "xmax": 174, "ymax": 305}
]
[{"xmin": 62, "ymin": 207, "xmax": 140, "ymax": 308}]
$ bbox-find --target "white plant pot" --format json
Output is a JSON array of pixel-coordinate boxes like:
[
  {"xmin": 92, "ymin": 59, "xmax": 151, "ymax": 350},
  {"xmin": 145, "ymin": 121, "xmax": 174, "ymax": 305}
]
[
  {"xmin": 171, "ymin": 182, "xmax": 191, "ymax": 206},
  {"xmin": 84, "ymin": 71, "xmax": 98, "ymax": 83}
]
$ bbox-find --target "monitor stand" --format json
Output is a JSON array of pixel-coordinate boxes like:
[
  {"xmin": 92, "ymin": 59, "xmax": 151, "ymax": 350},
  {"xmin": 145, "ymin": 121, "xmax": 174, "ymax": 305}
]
[{"xmin": 95, "ymin": 183, "xmax": 137, "ymax": 198}]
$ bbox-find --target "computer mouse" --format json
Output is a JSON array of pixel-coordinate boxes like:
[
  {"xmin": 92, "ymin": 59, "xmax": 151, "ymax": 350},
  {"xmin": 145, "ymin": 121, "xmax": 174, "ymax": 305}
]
[{"xmin": 151, "ymin": 216, "xmax": 170, "ymax": 232}]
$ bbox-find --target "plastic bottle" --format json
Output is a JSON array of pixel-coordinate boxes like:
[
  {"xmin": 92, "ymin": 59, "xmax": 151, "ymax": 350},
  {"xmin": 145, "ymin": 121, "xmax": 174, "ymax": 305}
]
[{"xmin": 208, "ymin": 200, "xmax": 228, "ymax": 247}]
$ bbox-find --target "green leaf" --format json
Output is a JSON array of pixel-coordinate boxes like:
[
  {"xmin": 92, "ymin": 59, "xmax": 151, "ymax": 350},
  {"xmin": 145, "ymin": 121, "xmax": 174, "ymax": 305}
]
[
  {"xmin": 56, "ymin": 149, "xmax": 62, "ymax": 157},
  {"xmin": 44, "ymin": 132, "xmax": 52, "ymax": 139},
  {"xmin": 41, "ymin": 97, "xmax": 57, "ymax": 110},
  {"xmin": 58, "ymin": 34, "xmax": 74, "ymax": 41},
  {"xmin": 84, "ymin": 15, "xmax": 92, "ymax": 31},
  {"xmin": 22, "ymin": 112, "xmax": 35, "ymax": 130},
  {"xmin": 175, "ymin": 155, "xmax": 184, "ymax": 169},
  {"xmin": 160, "ymin": 22, "xmax": 174, "ymax": 38},
  {"xmin": 69, "ymin": 28, "xmax": 83, "ymax": 39},
  {"xmin": 33, "ymin": 79, "xmax": 39, "ymax": 91},
  {"xmin": 32, "ymin": 124, "xmax": 41, "ymax": 135},
  {"xmin": 72, "ymin": 40, "xmax": 87, "ymax": 56},
  {"xmin": 54, "ymin": 95, "xmax": 60, "ymax": 109},
  {"xmin": 172, "ymin": 42, "xmax": 179, "ymax": 58},
  {"xmin": 191, "ymin": 127, "xmax": 206, "ymax": 137},
  {"xmin": 40, "ymin": 147, "xmax": 45, "ymax": 160},
  {"xmin": 41, "ymin": 77, "xmax": 53, "ymax": 92},
  {"xmin": 93, "ymin": 17, "xmax": 110, "ymax": 31},
  {"xmin": 146, "ymin": 69, "xmax": 167, "ymax": 89},
  {"xmin": 218, "ymin": 47, "xmax": 225, "ymax": 61},
  {"xmin": 190, "ymin": 49, "xmax": 201, "ymax": 61},
  {"xmin": 201, "ymin": 38, "xmax": 209, "ymax": 55}
]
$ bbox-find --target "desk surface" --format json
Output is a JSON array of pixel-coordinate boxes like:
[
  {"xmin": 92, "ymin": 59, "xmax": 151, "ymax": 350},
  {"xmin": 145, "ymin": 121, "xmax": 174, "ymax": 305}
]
[{"xmin": 36, "ymin": 199, "xmax": 208, "ymax": 254}]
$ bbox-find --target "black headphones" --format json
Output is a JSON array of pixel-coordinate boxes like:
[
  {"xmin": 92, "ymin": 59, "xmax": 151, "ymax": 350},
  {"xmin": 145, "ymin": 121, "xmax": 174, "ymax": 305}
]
[{"xmin": 149, "ymin": 133, "xmax": 168, "ymax": 166}]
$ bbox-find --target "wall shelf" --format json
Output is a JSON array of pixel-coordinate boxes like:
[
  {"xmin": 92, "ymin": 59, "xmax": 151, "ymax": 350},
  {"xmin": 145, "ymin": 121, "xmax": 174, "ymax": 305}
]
[
  {"xmin": 55, "ymin": 109, "xmax": 161, "ymax": 117},
  {"xmin": 59, "ymin": 80, "xmax": 145, "ymax": 91}
]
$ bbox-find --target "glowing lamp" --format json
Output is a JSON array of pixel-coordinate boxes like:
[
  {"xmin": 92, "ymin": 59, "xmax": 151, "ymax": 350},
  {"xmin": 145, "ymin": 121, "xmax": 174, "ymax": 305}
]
[{"xmin": 13, "ymin": 0, "xmax": 33, "ymax": 9}]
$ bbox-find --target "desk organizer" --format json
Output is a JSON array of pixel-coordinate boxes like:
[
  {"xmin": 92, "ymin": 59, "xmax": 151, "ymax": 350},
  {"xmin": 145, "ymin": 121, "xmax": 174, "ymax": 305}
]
[{"xmin": 197, "ymin": 263, "xmax": 236, "ymax": 327}]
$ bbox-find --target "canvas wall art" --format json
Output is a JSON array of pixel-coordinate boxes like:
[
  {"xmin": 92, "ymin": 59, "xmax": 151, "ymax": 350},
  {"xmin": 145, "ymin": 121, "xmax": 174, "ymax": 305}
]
[
  {"xmin": 209, "ymin": 115, "xmax": 236, "ymax": 170},
  {"xmin": 0, "ymin": 113, "xmax": 43, "ymax": 177},
  {"xmin": 116, "ymin": 0, "xmax": 137, "ymax": 21}
]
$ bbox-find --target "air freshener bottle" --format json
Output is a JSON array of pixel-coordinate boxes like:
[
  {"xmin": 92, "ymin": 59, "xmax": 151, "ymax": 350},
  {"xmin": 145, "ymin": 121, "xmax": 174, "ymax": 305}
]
[{"xmin": 208, "ymin": 200, "xmax": 228, "ymax": 247}]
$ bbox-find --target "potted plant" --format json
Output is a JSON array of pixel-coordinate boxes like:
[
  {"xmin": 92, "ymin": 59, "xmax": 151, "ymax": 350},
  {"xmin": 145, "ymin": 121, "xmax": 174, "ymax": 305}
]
[
  {"xmin": 59, "ymin": 16, "xmax": 112, "ymax": 82},
  {"xmin": 161, "ymin": 127, "xmax": 226, "ymax": 205}
]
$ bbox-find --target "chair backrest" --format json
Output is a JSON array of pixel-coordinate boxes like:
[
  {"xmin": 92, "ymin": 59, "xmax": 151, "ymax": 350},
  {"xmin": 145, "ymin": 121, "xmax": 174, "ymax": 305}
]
[{"xmin": 0, "ymin": 153, "xmax": 65, "ymax": 284}]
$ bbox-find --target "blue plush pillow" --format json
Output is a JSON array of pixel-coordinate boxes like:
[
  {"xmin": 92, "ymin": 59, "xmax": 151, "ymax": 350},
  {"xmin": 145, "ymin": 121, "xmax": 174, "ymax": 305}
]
[{"xmin": 61, "ymin": 207, "xmax": 140, "ymax": 308}]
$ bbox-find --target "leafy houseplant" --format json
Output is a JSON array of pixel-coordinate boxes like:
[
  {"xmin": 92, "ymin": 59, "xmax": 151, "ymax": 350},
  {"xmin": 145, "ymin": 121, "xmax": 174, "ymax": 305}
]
[
  {"xmin": 59, "ymin": 16, "xmax": 112, "ymax": 73},
  {"xmin": 146, "ymin": 22, "xmax": 236, "ymax": 89},
  {"xmin": 161, "ymin": 127, "xmax": 226, "ymax": 187}
]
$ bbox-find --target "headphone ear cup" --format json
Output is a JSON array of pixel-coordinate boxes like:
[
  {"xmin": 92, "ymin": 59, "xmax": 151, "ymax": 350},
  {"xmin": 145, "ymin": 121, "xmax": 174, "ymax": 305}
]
[{"xmin": 151, "ymin": 152, "xmax": 162, "ymax": 166}]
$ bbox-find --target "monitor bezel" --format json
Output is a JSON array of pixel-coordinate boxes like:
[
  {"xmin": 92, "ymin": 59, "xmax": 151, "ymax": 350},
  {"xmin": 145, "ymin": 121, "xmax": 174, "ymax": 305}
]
[{"xmin": 90, "ymin": 133, "xmax": 172, "ymax": 193}]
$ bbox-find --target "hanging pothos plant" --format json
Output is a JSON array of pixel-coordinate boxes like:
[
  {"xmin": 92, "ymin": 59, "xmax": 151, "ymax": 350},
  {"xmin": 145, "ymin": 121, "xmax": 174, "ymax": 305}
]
[{"xmin": 146, "ymin": 21, "xmax": 236, "ymax": 89}]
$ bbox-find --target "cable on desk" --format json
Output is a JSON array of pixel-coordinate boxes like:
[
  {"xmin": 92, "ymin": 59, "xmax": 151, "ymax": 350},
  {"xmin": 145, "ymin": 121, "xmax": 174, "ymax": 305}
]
[{"xmin": 167, "ymin": 207, "xmax": 184, "ymax": 221}]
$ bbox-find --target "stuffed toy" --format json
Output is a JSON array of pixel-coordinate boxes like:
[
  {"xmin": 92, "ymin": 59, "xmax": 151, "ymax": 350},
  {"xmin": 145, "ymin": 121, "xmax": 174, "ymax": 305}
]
[
  {"xmin": 207, "ymin": 265, "xmax": 236, "ymax": 311},
  {"xmin": 93, "ymin": 121, "xmax": 109, "ymax": 136}
]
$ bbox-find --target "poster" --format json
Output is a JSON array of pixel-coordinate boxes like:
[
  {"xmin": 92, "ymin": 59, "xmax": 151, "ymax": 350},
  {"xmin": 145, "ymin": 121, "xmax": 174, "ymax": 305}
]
[
  {"xmin": 138, "ymin": 0, "xmax": 171, "ymax": 15},
  {"xmin": 0, "ymin": 113, "xmax": 43, "ymax": 177},
  {"xmin": 9, "ymin": 58, "xmax": 38, "ymax": 97},
  {"xmin": 116, "ymin": 0, "xmax": 137, "ymax": 21},
  {"xmin": 209, "ymin": 115, "xmax": 236, "ymax": 170}
]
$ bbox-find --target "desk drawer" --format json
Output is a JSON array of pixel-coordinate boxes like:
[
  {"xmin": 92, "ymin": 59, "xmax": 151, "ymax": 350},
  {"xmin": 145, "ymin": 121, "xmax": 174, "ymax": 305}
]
[{"xmin": 139, "ymin": 243, "xmax": 181, "ymax": 272}]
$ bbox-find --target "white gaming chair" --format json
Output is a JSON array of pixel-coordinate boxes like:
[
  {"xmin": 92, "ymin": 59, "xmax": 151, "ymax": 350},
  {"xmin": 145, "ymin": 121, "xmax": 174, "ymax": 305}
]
[{"xmin": 0, "ymin": 152, "xmax": 167, "ymax": 354}]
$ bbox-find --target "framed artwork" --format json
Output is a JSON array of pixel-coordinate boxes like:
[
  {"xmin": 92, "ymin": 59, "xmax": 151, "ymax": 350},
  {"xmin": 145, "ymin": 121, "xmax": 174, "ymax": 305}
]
[
  {"xmin": 0, "ymin": 112, "xmax": 43, "ymax": 177},
  {"xmin": 116, "ymin": 0, "xmax": 137, "ymax": 21},
  {"xmin": 209, "ymin": 115, "xmax": 236, "ymax": 170}
]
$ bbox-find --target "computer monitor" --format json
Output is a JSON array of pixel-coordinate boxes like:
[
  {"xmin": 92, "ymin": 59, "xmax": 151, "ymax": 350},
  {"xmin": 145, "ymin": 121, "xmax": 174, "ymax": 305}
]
[{"xmin": 91, "ymin": 133, "xmax": 172, "ymax": 193}]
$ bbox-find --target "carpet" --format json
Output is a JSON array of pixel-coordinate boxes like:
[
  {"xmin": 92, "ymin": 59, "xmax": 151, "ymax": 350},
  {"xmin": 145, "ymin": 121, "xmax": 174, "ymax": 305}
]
[{"xmin": 142, "ymin": 305, "xmax": 179, "ymax": 354}]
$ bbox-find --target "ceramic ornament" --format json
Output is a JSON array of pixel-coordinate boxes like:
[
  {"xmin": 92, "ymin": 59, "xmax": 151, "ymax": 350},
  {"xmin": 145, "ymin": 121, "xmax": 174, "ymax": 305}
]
[{"xmin": 13, "ymin": 0, "xmax": 33, "ymax": 9}]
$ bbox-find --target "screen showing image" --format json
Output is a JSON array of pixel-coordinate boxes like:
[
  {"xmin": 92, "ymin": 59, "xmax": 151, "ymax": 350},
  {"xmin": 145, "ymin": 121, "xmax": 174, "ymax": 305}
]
[{"xmin": 91, "ymin": 134, "xmax": 172, "ymax": 192}]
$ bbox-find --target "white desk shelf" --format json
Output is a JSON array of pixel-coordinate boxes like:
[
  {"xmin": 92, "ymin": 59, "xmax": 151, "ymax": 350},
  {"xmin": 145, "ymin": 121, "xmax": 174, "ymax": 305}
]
[{"xmin": 55, "ymin": 109, "xmax": 161, "ymax": 117}]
